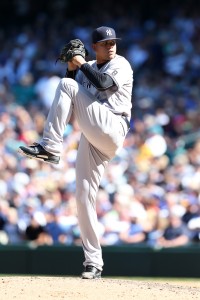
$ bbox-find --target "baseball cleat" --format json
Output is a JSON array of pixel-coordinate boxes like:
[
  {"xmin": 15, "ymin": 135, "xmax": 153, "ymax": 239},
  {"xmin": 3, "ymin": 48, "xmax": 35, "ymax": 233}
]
[
  {"xmin": 18, "ymin": 143, "xmax": 60, "ymax": 164},
  {"xmin": 81, "ymin": 265, "xmax": 101, "ymax": 279}
]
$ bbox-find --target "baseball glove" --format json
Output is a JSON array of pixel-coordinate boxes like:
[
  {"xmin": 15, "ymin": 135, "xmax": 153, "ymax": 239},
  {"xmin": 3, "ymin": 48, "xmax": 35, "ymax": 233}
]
[{"xmin": 56, "ymin": 39, "xmax": 88, "ymax": 63}]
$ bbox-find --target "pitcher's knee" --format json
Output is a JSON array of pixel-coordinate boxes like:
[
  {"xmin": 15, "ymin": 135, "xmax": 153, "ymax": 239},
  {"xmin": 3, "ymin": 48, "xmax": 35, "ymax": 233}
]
[
  {"xmin": 60, "ymin": 78, "xmax": 79, "ymax": 97},
  {"xmin": 60, "ymin": 77, "xmax": 79, "ymax": 89},
  {"xmin": 60, "ymin": 77, "xmax": 74, "ymax": 86}
]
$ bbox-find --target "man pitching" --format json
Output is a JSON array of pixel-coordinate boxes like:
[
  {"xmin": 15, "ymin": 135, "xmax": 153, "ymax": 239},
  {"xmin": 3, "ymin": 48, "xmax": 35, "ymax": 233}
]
[{"xmin": 18, "ymin": 26, "xmax": 133, "ymax": 279}]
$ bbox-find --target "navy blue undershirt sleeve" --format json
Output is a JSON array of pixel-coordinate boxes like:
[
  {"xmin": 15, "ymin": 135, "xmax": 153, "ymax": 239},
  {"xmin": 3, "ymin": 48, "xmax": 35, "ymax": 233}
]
[{"xmin": 80, "ymin": 63, "xmax": 115, "ymax": 90}]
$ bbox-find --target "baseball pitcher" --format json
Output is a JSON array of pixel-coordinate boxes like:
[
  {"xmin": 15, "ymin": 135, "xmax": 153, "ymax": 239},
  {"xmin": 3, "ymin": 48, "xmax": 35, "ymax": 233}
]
[{"xmin": 18, "ymin": 26, "xmax": 133, "ymax": 279}]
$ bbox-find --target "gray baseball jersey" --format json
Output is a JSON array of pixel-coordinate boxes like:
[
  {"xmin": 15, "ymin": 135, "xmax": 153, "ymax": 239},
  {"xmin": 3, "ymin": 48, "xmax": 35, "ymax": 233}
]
[
  {"xmin": 76, "ymin": 54, "xmax": 133, "ymax": 117},
  {"xmin": 40, "ymin": 54, "xmax": 133, "ymax": 271}
]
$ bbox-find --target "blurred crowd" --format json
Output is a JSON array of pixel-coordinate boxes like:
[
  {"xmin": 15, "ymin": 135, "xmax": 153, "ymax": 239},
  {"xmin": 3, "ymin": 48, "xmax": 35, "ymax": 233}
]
[{"xmin": 1, "ymin": 0, "xmax": 200, "ymax": 248}]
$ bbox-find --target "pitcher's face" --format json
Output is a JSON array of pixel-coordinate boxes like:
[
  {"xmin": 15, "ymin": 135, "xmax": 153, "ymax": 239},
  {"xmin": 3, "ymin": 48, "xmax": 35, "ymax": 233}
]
[{"xmin": 93, "ymin": 40, "xmax": 117, "ymax": 63}]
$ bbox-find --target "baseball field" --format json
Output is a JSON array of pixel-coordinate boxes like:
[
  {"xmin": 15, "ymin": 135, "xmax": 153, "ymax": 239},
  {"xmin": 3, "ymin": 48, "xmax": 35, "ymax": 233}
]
[{"xmin": 1, "ymin": 276, "xmax": 200, "ymax": 299}]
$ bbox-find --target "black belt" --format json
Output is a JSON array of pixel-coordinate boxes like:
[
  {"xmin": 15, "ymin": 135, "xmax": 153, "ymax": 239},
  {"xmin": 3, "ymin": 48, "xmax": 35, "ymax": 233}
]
[
  {"xmin": 113, "ymin": 112, "xmax": 131, "ymax": 129},
  {"xmin": 121, "ymin": 114, "xmax": 130, "ymax": 129}
]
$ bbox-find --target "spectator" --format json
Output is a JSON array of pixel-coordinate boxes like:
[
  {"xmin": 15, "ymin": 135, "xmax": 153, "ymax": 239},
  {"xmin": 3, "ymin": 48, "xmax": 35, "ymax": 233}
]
[{"xmin": 156, "ymin": 213, "xmax": 192, "ymax": 248}]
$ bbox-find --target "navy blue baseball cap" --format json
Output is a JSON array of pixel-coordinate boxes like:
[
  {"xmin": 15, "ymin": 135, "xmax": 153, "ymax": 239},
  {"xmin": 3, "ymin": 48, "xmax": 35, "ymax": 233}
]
[{"xmin": 92, "ymin": 26, "xmax": 121, "ymax": 43}]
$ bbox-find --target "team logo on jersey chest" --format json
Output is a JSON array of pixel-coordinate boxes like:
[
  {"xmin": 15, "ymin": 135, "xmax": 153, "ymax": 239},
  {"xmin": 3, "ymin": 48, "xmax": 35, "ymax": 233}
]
[{"xmin": 83, "ymin": 81, "xmax": 91, "ymax": 89}]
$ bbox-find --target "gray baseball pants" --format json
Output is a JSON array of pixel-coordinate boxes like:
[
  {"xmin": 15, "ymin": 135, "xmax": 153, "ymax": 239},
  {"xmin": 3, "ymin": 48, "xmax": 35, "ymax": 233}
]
[{"xmin": 40, "ymin": 78, "xmax": 128, "ymax": 271}]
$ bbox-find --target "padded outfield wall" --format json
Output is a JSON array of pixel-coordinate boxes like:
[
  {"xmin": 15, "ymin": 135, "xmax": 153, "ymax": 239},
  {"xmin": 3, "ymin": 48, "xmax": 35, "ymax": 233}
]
[{"xmin": 1, "ymin": 244, "xmax": 200, "ymax": 277}]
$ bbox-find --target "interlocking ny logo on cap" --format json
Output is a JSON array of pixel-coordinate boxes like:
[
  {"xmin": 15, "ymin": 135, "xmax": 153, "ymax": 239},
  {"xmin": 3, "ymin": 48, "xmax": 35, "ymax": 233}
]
[{"xmin": 106, "ymin": 29, "xmax": 112, "ymax": 36}]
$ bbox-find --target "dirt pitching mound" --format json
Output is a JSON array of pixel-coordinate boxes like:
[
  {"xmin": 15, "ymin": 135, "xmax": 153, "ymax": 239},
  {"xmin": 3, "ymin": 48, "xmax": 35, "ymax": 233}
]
[{"xmin": 1, "ymin": 276, "xmax": 200, "ymax": 300}]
